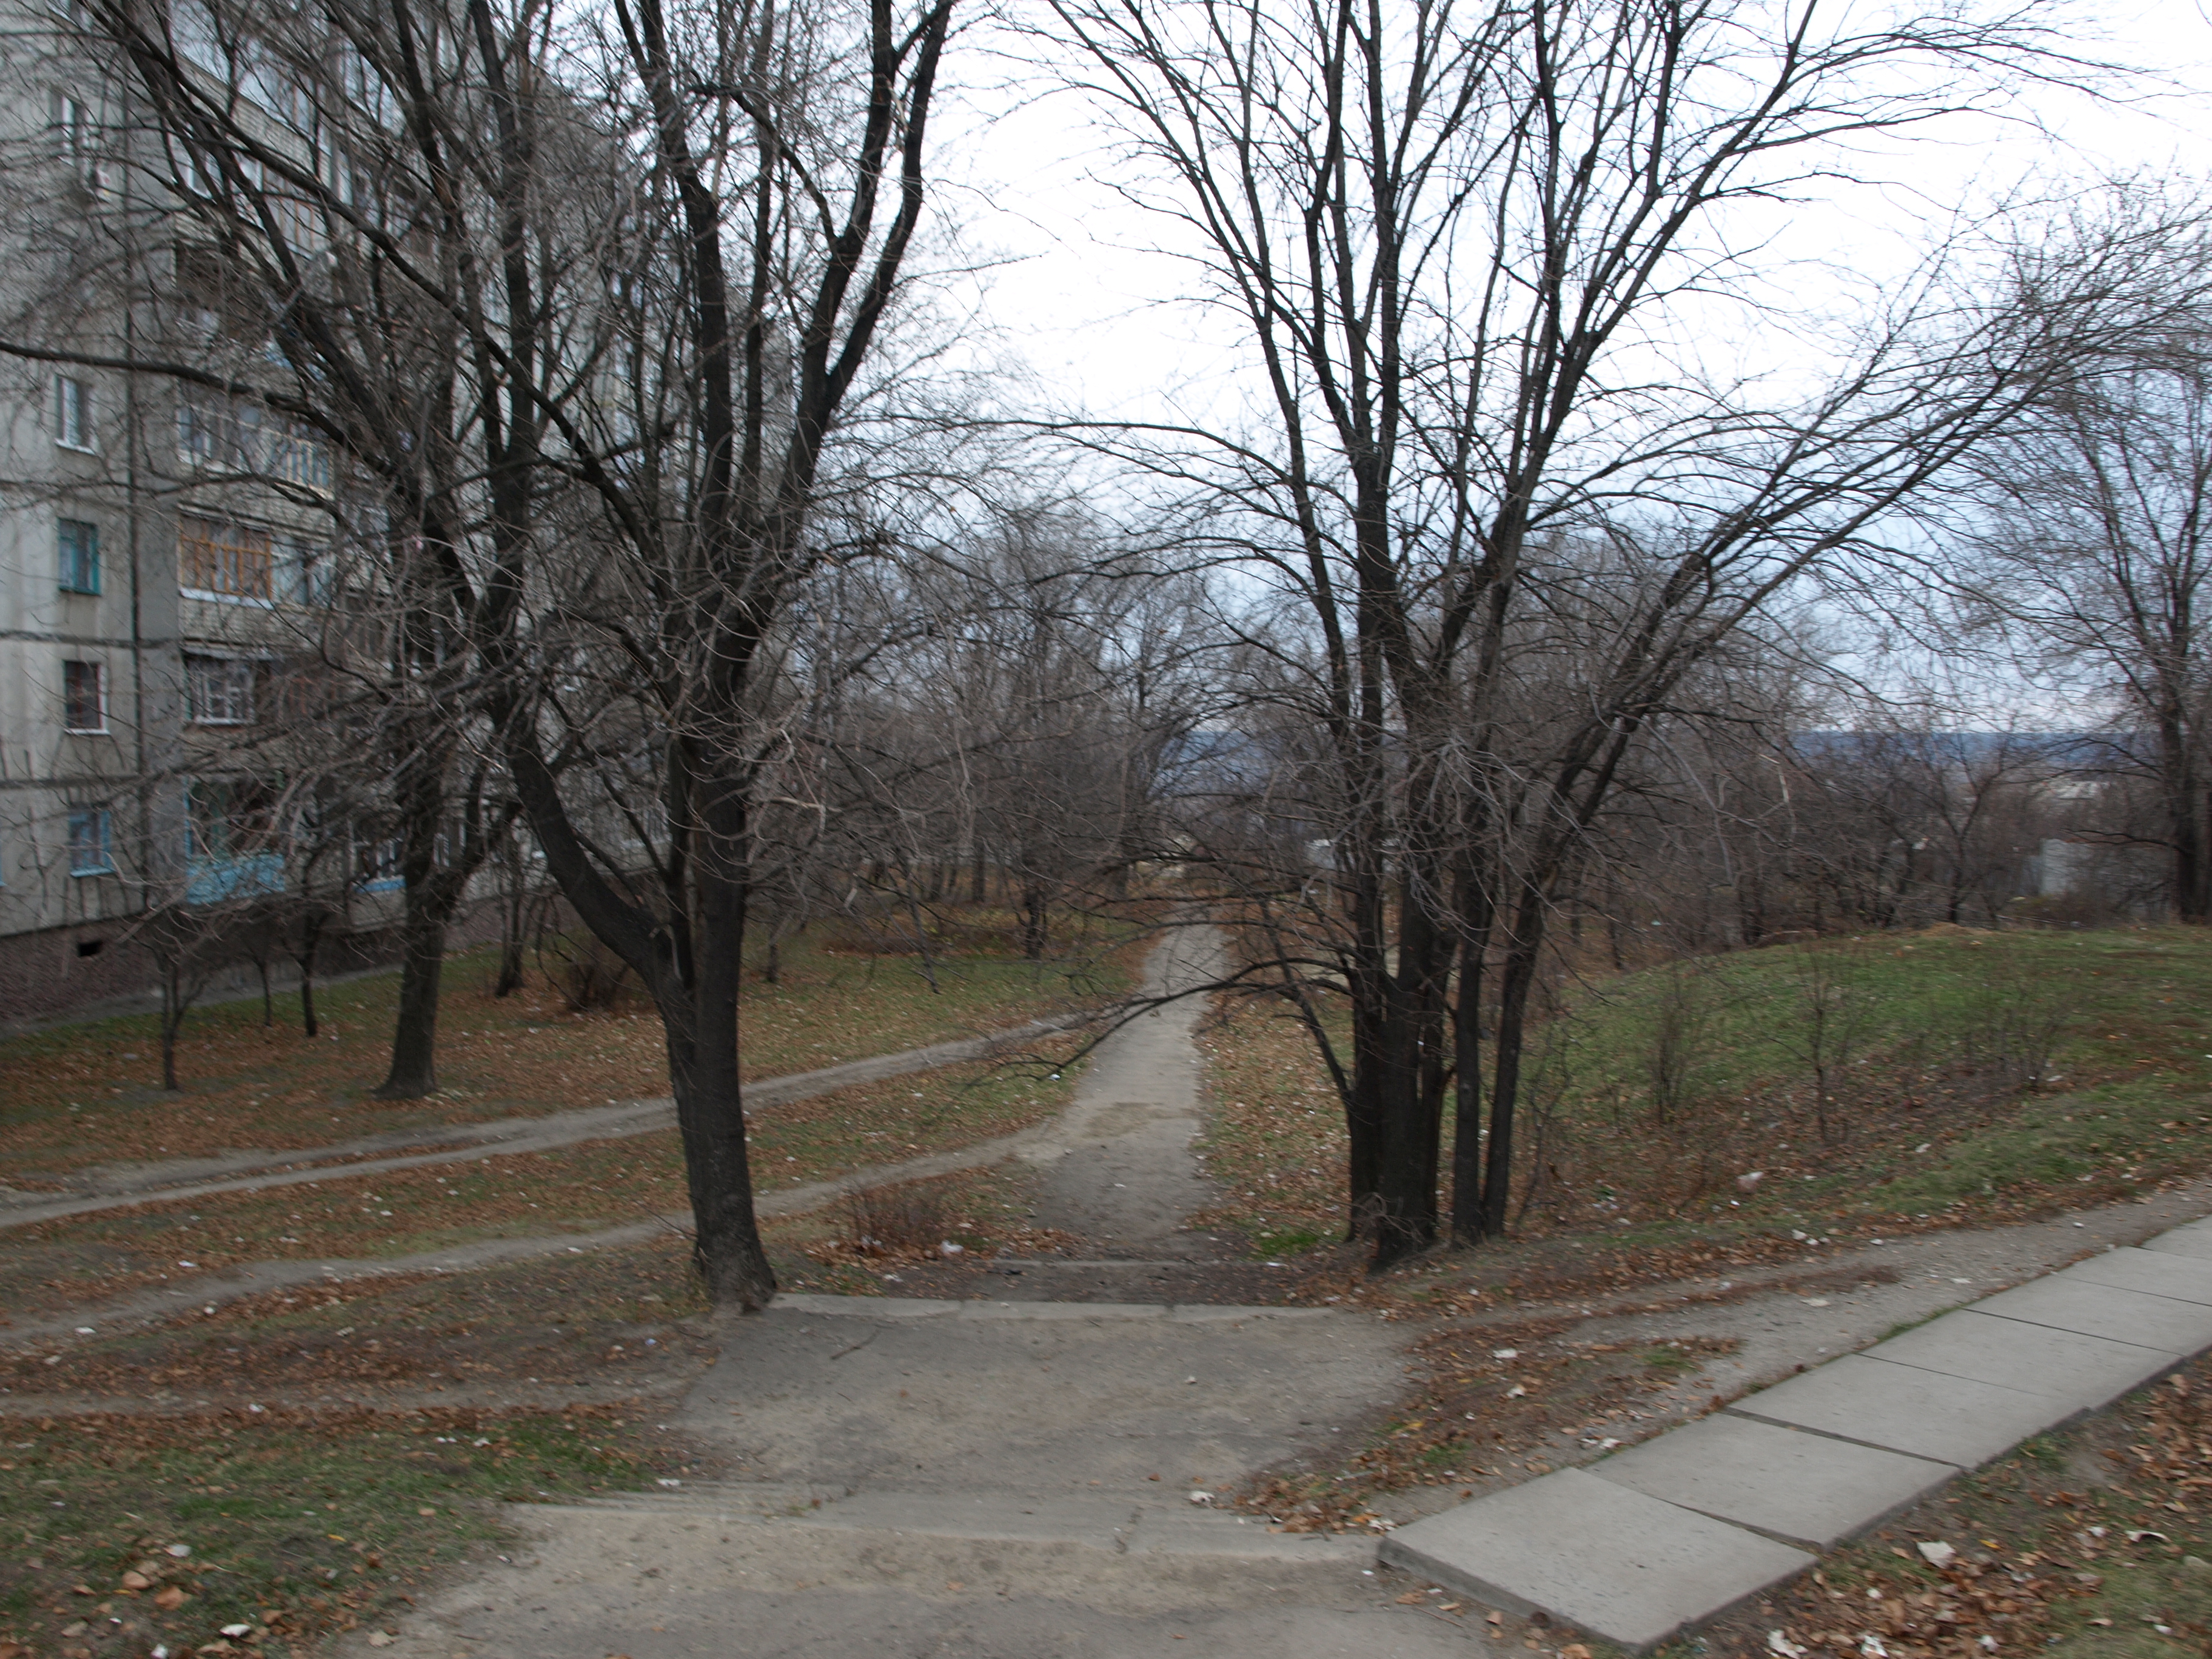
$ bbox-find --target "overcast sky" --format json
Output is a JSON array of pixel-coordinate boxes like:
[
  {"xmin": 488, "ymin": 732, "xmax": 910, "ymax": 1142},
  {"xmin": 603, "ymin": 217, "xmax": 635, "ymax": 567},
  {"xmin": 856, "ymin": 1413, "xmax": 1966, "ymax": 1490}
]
[
  {"xmin": 916, "ymin": 0, "xmax": 2212, "ymax": 724},
  {"xmin": 933, "ymin": 0, "xmax": 2212, "ymax": 430}
]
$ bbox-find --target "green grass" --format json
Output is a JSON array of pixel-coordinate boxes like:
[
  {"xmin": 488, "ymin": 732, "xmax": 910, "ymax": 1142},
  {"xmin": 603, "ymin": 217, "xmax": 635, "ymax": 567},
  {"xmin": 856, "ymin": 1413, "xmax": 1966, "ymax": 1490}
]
[
  {"xmin": 0, "ymin": 1403, "xmax": 682, "ymax": 1655},
  {"xmin": 1200, "ymin": 924, "xmax": 2212, "ymax": 1261},
  {"xmin": 0, "ymin": 1237, "xmax": 706, "ymax": 1653}
]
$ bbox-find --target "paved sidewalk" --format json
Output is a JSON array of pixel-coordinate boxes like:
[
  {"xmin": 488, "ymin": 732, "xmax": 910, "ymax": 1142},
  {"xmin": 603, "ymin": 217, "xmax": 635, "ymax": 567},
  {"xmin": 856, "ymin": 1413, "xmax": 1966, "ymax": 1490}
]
[{"xmin": 1385, "ymin": 1214, "xmax": 2212, "ymax": 1652}]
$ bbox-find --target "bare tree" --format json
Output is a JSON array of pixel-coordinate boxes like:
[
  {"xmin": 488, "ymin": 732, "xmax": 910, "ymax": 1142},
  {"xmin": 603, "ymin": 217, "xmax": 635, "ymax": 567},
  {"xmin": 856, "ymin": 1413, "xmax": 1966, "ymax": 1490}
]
[
  {"xmin": 1047, "ymin": 0, "xmax": 2172, "ymax": 1263},
  {"xmin": 13, "ymin": 0, "xmax": 960, "ymax": 1305},
  {"xmin": 1951, "ymin": 191, "xmax": 2212, "ymax": 920}
]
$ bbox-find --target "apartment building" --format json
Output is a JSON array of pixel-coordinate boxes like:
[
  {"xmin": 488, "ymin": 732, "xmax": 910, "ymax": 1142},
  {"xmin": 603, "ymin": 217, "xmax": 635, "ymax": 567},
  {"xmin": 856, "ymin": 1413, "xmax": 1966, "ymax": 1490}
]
[{"xmin": 0, "ymin": 0, "xmax": 358, "ymax": 1022}]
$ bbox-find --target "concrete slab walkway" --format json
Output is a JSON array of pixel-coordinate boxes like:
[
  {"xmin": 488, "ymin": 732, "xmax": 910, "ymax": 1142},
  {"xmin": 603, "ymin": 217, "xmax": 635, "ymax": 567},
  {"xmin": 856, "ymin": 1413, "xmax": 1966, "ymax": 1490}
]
[{"xmin": 1384, "ymin": 1217, "xmax": 2212, "ymax": 1652}]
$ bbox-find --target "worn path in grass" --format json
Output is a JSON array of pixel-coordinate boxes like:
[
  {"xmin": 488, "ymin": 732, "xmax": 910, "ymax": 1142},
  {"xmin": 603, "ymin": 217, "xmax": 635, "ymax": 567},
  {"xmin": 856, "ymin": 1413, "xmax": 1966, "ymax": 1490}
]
[
  {"xmin": 0, "ymin": 1011, "xmax": 1090, "ymax": 1234},
  {"xmin": 0, "ymin": 930, "xmax": 1238, "ymax": 1344}
]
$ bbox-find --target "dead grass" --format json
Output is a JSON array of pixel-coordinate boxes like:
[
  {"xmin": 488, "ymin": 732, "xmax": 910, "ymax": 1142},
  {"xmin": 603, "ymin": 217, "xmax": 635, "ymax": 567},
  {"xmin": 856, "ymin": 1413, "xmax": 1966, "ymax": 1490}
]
[
  {"xmin": 0, "ymin": 1045, "xmax": 1084, "ymax": 1321},
  {"xmin": 762, "ymin": 1164, "xmax": 1085, "ymax": 1296},
  {"xmin": 0, "ymin": 927, "xmax": 1134, "ymax": 1182}
]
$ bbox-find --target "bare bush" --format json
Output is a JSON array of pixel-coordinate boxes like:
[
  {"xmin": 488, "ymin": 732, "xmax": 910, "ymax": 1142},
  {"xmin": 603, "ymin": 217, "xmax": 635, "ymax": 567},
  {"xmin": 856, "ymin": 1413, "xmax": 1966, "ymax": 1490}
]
[
  {"xmin": 540, "ymin": 933, "xmax": 632, "ymax": 1014},
  {"xmin": 1948, "ymin": 954, "xmax": 2074, "ymax": 1103},
  {"xmin": 836, "ymin": 1184, "xmax": 953, "ymax": 1259}
]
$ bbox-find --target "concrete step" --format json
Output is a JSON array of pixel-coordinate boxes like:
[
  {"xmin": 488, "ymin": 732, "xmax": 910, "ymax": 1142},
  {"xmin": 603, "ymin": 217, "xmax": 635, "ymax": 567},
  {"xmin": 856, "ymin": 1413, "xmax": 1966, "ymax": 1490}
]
[{"xmin": 531, "ymin": 1483, "xmax": 1376, "ymax": 1565}]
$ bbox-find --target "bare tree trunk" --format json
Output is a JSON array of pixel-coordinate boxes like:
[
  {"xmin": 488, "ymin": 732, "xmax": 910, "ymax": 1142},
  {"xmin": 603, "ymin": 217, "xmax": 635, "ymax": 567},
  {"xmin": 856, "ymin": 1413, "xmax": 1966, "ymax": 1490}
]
[
  {"xmin": 377, "ymin": 907, "xmax": 449, "ymax": 1098},
  {"xmin": 159, "ymin": 964, "xmax": 184, "ymax": 1091},
  {"xmin": 375, "ymin": 750, "xmax": 454, "ymax": 1099},
  {"xmin": 293, "ymin": 910, "xmax": 326, "ymax": 1039},
  {"xmin": 1447, "ymin": 862, "xmax": 1493, "ymax": 1245}
]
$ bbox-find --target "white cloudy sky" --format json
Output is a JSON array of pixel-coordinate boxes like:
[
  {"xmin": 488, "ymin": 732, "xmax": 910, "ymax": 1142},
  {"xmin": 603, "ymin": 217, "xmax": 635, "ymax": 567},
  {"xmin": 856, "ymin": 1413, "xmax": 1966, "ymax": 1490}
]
[
  {"xmin": 932, "ymin": 0, "xmax": 2212, "ymax": 429},
  {"xmin": 914, "ymin": 0, "xmax": 2212, "ymax": 722}
]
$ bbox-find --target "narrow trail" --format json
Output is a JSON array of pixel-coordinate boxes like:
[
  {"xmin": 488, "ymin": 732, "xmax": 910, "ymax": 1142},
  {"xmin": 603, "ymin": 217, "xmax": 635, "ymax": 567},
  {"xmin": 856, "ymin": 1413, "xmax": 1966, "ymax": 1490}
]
[
  {"xmin": 0, "ymin": 937, "xmax": 1242, "ymax": 1345},
  {"xmin": 0, "ymin": 1010, "xmax": 1090, "ymax": 1233}
]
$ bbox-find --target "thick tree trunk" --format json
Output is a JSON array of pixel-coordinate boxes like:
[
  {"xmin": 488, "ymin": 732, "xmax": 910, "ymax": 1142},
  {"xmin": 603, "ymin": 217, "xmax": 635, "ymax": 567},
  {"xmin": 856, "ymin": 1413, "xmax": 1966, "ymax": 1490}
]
[
  {"xmin": 670, "ymin": 827, "xmax": 776, "ymax": 1309},
  {"xmin": 2169, "ymin": 770, "xmax": 2210, "ymax": 922},
  {"xmin": 375, "ymin": 904, "xmax": 449, "ymax": 1098},
  {"xmin": 1366, "ymin": 876, "xmax": 1450, "ymax": 1268}
]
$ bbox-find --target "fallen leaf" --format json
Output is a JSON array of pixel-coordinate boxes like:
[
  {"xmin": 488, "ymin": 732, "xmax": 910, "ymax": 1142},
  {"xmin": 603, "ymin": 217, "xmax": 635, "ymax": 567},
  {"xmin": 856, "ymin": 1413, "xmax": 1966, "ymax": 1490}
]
[
  {"xmin": 121, "ymin": 1570, "xmax": 152, "ymax": 1590},
  {"xmin": 367, "ymin": 1636, "xmax": 394, "ymax": 1649},
  {"xmin": 155, "ymin": 1586, "xmax": 189, "ymax": 1610},
  {"xmin": 1398, "ymin": 1590, "xmax": 1430, "ymax": 1605},
  {"xmin": 1917, "ymin": 1541, "xmax": 1957, "ymax": 1568},
  {"xmin": 1769, "ymin": 1632, "xmax": 1807, "ymax": 1658}
]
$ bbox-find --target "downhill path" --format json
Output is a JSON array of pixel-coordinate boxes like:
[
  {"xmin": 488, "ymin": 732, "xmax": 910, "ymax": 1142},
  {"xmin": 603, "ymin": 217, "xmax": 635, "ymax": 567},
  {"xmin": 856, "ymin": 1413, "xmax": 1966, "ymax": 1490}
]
[{"xmin": 323, "ymin": 925, "xmax": 1478, "ymax": 1659}]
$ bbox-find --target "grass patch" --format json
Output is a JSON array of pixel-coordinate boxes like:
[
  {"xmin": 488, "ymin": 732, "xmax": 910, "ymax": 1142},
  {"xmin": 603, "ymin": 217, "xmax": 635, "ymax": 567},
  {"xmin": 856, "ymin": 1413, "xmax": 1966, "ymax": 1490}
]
[
  {"xmin": 0, "ymin": 1403, "xmax": 681, "ymax": 1656},
  {"xmin": 763, "ymin": 1162, "xmax": 1083, "ymax": 1295},
  {"xmin": 0, "ymin": 1238, "xmax": 722, "ymax": 1656},
  {"xmin": 1196, "ymin": 927, "xmax": 2212, "ymax": 1272},
  {"xmin": 0, "ymin": 922, "xmax": 1135, "ymax": 1182},
  {"xmin": 0, "ymin": 1048, "xmax": 1084, "ymax": 1319}
]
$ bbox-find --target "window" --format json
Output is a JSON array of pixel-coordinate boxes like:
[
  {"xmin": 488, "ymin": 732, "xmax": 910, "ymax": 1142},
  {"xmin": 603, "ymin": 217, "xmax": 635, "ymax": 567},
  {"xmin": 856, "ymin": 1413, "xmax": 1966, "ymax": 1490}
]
[
  {"xmin": 178, "ymin": 513, "xmax": 271, "ymax": 600},
  {"xmin": 267, "ymin": 417, "xmax": 331, "ymax": 488},
  {"xmin": 176, "ymin": 396, "xmax": 330, "ymax": 490},
  {"xmin": 185, "ymin": 652, "xmax": 256, "ymax": 724},
  {"xmin": 67, "ymin": 808, "xmax": 112, "ymax": 876},
  {"xmin": 275, "ymin": 535, "xmax": 331, "ymax": 604},
  {"xmin": 50, "ymin": 90, "xmax": 102, "ymax": 193},
  {"xmin": 55, "ymin": 375, "xmax": 92, "ymax": 449},
  {"xmin": 187, "ymin": 777, "xmax": 273, "ymax": 860},
  {"xmin": 184, "ymin": 779, "xmax": 283, "ymax": 901},
  {"xmin": 62, "ymin": 660, "xmax": 104, "ymax": 732},
  {"xmin": 58, "ymin": 518, "xmax": 98, "ymax": 594}
]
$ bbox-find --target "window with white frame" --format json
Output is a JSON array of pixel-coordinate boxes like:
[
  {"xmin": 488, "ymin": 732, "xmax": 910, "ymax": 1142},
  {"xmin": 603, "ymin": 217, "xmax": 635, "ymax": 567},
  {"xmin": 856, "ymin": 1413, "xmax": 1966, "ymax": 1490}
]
[
  {"xmin": 184, "ymin": 652, "xmax": 257, "ymax": 724},
  {"xmin": 67, "ymin": 808, "xmax": 112, "ymax": 875},
  {"xmin": 62, "ymin": 660, "xmax": 104, "ymax": 732},
  {"xmin": 55, "ymin": 375, "xmax": 92, "ymax": 449},
  {"xmin": 49, "ymin": 90, "xmax": 102, "ymax": 193}
]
